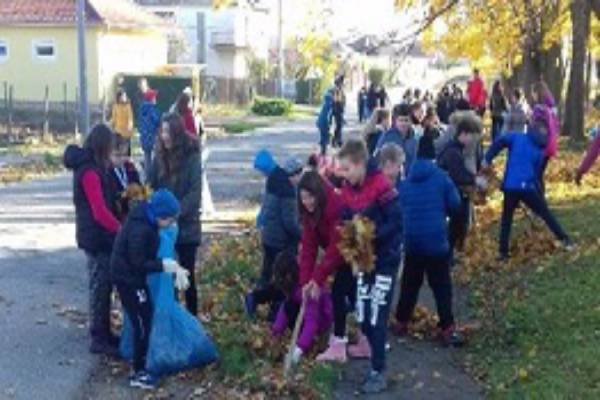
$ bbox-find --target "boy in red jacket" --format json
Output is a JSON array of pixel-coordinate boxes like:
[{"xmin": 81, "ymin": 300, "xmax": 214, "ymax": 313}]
[{"xmin": 332, "ymin": 139, "xmax": 403, "ymax": 394}]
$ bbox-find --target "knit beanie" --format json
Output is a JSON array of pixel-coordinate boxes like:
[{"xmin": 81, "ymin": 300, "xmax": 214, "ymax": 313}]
[
  {"xmin": 148, "ymin": 189, "xmax": 180, "ymax": 219},
  {"xmin": 283, "ymin": 156, "xmax": 304, "ymax": 176}
]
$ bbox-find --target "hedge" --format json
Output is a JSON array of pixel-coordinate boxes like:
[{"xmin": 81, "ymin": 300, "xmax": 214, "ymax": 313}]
[{"xmin": 251, "ymin": 97, "xmax": 292, "ymax": 116}]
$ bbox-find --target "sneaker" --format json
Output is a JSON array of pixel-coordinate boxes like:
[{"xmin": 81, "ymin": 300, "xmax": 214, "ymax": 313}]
[
  {"xmin": 244, "ymin": 293, "xmax": 256, "ymax": 320},
  {"xmin": 129, "ymin": 370, "xmax": 157, "ymax": 390},
  {"xmin": 316, "ymin": 336, "xmax": 347, "ymax": 363},
  {"xmin": 439, "ymin": 325, "xmax": 466, "ymax": 348},
  {"xmin": 496, "ymin": 253, "xmax": 509, "ymax": 263},
  {"xmin": 391, "ymin": 321, "xmax": 408, "ymax": 337},
  {"xmin": 348, "ymin": 333, "xmax": 371, "ymax": 359},
  {"xmin": 562, "ymin": 239, "xmax": 575, "ymax": 252},
  {"xmin": 361, "ymin": 370, "xmax": 388, "ymax": 394},
  {"xmin": 90, "ymin": 340, "xmax": 120, "ymax": 358}
]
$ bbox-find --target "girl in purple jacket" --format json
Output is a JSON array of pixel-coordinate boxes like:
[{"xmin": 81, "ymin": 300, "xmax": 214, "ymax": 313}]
[{"xmin": 270, "ymin": 250, "xmax": 333, "ymax": 366}]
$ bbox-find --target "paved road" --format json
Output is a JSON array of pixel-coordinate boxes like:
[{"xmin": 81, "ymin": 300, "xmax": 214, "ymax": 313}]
[{"xmin": 0, "ymin": 118, "xmax": 323, "ymax": 400}]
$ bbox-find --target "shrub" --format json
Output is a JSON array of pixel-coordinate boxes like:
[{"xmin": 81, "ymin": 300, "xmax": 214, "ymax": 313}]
[
  {"xmin": 368, "ymin": 68, "xmax": 386, "ymax": 86},
  {"xmin": 251, "ymin": 97, "xmax": 292, "ymax": 116}
]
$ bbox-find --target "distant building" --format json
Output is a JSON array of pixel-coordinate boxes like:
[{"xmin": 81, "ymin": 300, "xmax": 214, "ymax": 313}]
[
  {"xmin": 135, "ymin": 0, "xmax": 275, "ymax": 80},
  {"xmin": 0, "ymin": 0, "xmax": 168, "ymax": 107}
]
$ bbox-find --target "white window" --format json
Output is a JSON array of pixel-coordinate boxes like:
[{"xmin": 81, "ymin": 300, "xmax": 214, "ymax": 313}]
[
  {"xmin": 0, "ymin": 40, "xmax": 8, "ymax": 63},
  {"xmin": 32, "ymin": 39, "xmax": 56, "ymax": 62}
]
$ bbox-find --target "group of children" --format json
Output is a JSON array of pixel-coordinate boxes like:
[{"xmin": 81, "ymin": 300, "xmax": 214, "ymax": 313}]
[{"xmin": 245, "ymin": 76, "xmax": 581, "ymax": 394}]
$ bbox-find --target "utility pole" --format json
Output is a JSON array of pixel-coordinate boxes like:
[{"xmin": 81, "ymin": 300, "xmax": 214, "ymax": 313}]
[
  {"xmin": 76, "ymin": 0, "xmax": 90, "ymax": 136},
  {"xmin": 277, "ymin": 0, "xmax": 284, "ymax": 97}
]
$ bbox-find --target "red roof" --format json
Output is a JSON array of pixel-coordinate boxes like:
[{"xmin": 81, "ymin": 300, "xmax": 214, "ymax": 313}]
[{"xmin": 0, "ymin": 0, "xmax": 163, "ymax": 28}]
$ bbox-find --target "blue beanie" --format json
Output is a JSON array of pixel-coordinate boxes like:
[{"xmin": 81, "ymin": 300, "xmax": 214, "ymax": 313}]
[
  {"xmin": 148, "ymin": 189, "xmax": 180, "ymax": 219},
  {"xmin": 254, "ymin": 149, "xmax": 277, "ymax": 177}
]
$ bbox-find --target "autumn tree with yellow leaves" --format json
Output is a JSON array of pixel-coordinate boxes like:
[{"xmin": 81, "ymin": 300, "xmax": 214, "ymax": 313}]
[{"xmin": 395, "ymin": 0, "xmax": 600, "ymax": 141}]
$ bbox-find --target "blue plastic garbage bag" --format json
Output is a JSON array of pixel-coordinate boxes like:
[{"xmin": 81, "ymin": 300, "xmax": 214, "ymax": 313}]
[{"xmin": 120, "ymin": 273, "xmax": 218, "ymax": 376}]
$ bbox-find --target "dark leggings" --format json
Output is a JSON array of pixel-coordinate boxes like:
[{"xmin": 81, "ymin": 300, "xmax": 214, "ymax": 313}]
[
  {"xmin": 396, "ymin": 253, "xmax": 454, "ymax": 330},
  {"xmin": 117, "ymin": 283, "xmax": 152, "ymax": 372},
  {"xmin": 500, "ymin": 190, "xmax": 569, "ymax": 256},
  {"xmin": 332, "ymin": 266, "xmax": 356, "ymax": 337},
  {"xmin": 539, "ymin": 156, "xmax": 550, "ymax": 195},
  {"xmin": 176, "ymin": 243, "xmax": 199, "ymax": 315},
  {"xmin": 449, "ymin": 195, "xmax": 471, "ymax": 253}
]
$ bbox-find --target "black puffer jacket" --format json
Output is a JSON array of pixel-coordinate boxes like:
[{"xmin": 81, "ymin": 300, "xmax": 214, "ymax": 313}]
[
  {"xmin": 437, "ymin": 139, "xmax": 476, "ymax": 192},
  {"xmin": 110, "ymin": 204, "xmax": 163, "ymax": 286},
  {"xmin": 260, "ymin": 166, "xmax": 301, "ymax": 250},
  {"xmin": 63, "ymin": 145, "xmax": 115, "ymax": 254}
]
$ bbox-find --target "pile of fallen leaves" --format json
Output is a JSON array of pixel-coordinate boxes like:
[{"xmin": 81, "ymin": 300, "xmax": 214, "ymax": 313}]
[
  {"xmin": 337, "ymin": 215, "xmax": 377, "ymax": 275},
  {"xmin": 193, "ymin": 230, "xmax": 335, "ymax": 399}
]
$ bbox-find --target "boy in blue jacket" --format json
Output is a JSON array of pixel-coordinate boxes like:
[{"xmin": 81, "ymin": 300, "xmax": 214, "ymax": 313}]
[
  {"xmin": 394, "ymin": 136, "xmax": 465, "ymax": 347},
  {"xmin": 483, "ymin": 119, "xmax": 573, "ymax": 261}
]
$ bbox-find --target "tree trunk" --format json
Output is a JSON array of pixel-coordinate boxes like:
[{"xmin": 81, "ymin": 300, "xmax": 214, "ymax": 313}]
[{"xmin": 563, "ymin": 0, "xmax": 591, "ymax": 141}]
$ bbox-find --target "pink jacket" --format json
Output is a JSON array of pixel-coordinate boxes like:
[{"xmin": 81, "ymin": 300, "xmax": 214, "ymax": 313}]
[
  {"xmin": 271, "ymin": 287, "xmax": 333, "ymax": 353},
  {"xmin": 578, "ymin": 134, "xmax": 600, "ymax": 176},
  {"xmin": 542, "ymin": 95, "xmax": 559, "ymax": 158}
]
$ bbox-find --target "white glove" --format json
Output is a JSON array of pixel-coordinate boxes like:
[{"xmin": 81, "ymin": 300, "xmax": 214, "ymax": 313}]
[
  {"xmin": 162, "ymin": 258, "xmax": 180, "ymax": 274},
  {"xmin": 475, "ymin": 176, "xmax": 488, "ymax": 190},
  {"xmin": 174, "ymin": 266, "xmax": 190, "ymax": 291}
]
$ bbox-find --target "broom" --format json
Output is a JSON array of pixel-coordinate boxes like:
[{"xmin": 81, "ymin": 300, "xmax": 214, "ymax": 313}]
[{"xmin": 283, "ymin": 299, "xmax": 306, "ymax": 378}]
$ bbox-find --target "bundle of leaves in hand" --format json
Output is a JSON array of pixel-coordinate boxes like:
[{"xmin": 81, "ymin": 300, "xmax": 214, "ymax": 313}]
[
  {"xmin": 465, "ymin": 167, "xmax": 500, "ymax": 206},
  {"xmin": 337, "ymin": 215, "xmax": 377, "ymax": 275},
  {"xmin": 123, "ymin": 183, "xmax": 152, "ymax": 202}
]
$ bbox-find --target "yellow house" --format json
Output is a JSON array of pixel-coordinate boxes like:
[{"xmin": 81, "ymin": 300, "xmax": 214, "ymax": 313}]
[{"xmin": 0, "ymin": 0, "xmax": 168, "ymax": 107}]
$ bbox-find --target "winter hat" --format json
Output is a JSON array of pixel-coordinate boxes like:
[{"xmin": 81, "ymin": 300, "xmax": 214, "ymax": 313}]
[
  {"xmin": 417, "ymin": 135, "xmax": 436, "ymax": 160},
  {"xmin": 283, "ymin": 156, "xmax": 304, "ymax": 176},
  {"xmin": 148, "ymin": 189, "xmax": 180, "ymax": 219},
  {"xmin": 143, "ymin": 89, "xmax": 158, "ymax": 102},
  {"xmin": 254, "ymin": 149, "xmax": 277, "ymax": 177}
]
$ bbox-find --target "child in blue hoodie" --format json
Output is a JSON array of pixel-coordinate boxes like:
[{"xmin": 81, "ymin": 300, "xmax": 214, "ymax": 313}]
[{"xmin": 483, "ymin": 116, "xmax": 573, "ymax": 260}]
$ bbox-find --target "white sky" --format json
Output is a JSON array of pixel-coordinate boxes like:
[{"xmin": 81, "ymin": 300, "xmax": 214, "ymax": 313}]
[{"xmin": 262, "ymin": 0, "xmax": 416, "ymax": 38}]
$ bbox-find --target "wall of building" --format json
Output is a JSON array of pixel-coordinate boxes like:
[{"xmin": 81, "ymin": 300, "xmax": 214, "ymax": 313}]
[
  {"xmin": 0, "ymin": 26, "xmax": 100, "ymax": 104},
  {"xmin": 97, "ymin": 28, "xmax": 168, "ymax": 102}
]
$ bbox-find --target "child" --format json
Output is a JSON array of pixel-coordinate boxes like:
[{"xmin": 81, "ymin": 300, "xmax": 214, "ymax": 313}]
[
  {"xmin": 375, "ymin": 103, "xmax": 417, "ymax": 174},
  {"xmin": 362, "ymin": 108, "xmax": 391, "ymax": 157},
  {"xmin": 316, "ymin": 86, "xmax": 334, "ymax": 155},
  {"xmin": 138, "ymin": 89, "xmax": 161, "ymax": 177},
  {"xmin": 111, "ymin": 189, "xmax": 188, "ymax": 389},
  {"xmin": 271, "ymin": 250, "xmax": 333, "ymax": 365},
  {"xmin": 483, "ymin": 111, "xmax": 573, "ymax": 261},
  {"xmin": 293, "ymin": 171, "xmax": 349, "ymax": 362},
  {"xmin": 394, "ymin": 136, "xmax": 464, "ymax": 346},
  {"xmin": 503, "ymin": 88, "xmax": 528, "ymax": 134},
  {"xmin": 111, "ymin": 89, "xmax": 134, "ymax": 156},
  {"xmin": 109, "ymin": 145, "xmax": 141, "ymax": 222},
  {"xmin": 378, "ymin": 143, "xmax": 406, "ymax": 187},
  {"xmin": 334, "ymin": 139, "xmax": 403, "ymax": 394},
  {"xmin": 437, "ymin": 118, "xmax": 486, "ymax": 258},
  {"xmin": 245, "ymin": 156, "xmax": 304, "ymax": 320}
]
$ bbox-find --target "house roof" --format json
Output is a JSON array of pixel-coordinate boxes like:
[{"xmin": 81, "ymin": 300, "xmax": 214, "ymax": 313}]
[{"xmin": 0, "ymin": 0, "xmax": 164, "ymax": 29}]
